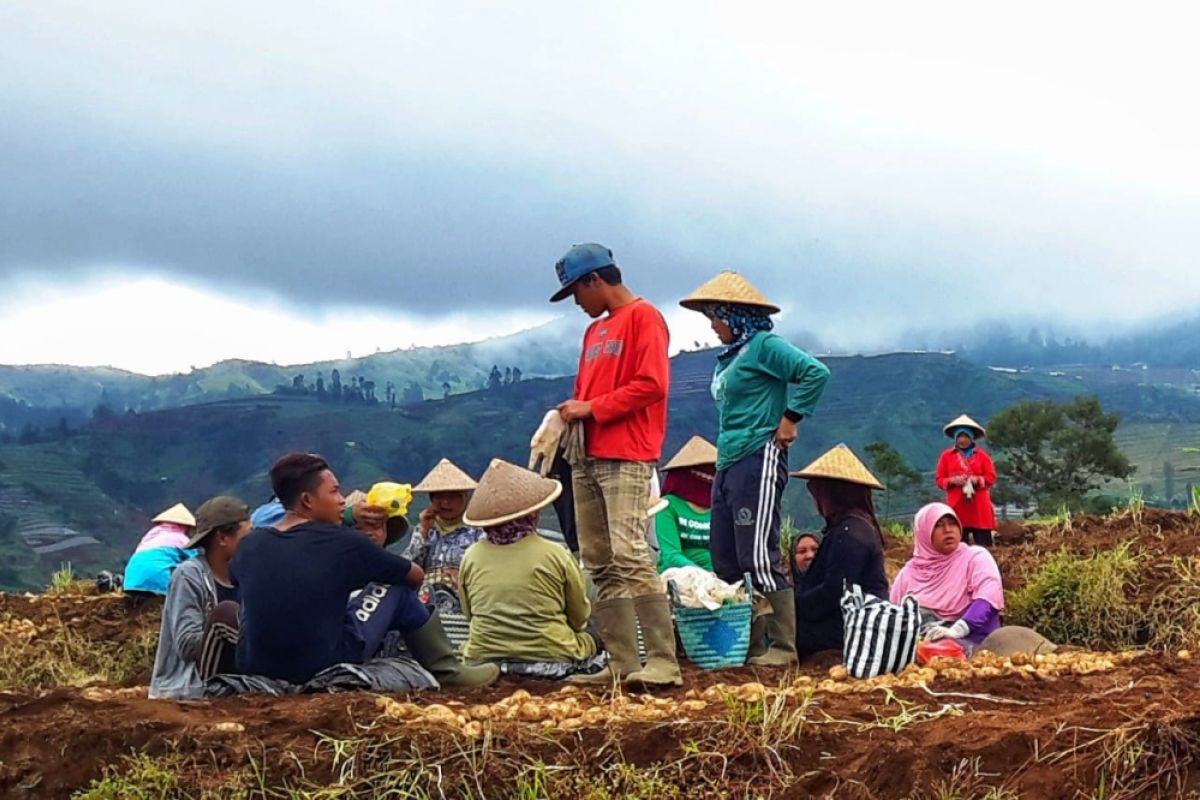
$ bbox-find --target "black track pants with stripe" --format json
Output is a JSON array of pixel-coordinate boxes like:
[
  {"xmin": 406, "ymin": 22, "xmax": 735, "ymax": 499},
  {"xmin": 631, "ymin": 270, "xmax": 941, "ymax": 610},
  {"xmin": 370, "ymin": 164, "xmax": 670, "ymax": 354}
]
[{"xmin": 710, "ymin": 440, "xmax": 789, "ymax": 593}]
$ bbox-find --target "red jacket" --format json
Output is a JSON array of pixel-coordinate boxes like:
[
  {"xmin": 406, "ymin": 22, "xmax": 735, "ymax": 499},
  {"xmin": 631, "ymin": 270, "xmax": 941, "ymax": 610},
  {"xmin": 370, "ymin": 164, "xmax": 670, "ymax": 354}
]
[
  {"xmin": 572, "ymin": 298, "xmax": 670, "ymax": 462},
  {"xmin": 935, "ymin": 446, "xmax": 998, "ymax": 530}
]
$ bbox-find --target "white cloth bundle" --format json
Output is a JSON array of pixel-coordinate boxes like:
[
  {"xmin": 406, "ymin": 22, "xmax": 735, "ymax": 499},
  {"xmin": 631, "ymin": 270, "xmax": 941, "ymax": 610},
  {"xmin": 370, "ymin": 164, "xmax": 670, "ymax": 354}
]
[
  {"xmin": 528, "ymin": 409, "xmax": 566, "ymax": 476},
  {"xmin": 661, "ymin": 567, "xmax": 747, "ymax": 611}
]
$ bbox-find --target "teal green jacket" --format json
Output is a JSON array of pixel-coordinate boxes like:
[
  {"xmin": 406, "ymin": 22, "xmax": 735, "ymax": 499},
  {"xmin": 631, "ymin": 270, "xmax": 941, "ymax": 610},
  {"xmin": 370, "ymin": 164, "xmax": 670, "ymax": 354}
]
[{"xmin": 712, "ymin": 332, "xmax": 830, "ymax": 469}]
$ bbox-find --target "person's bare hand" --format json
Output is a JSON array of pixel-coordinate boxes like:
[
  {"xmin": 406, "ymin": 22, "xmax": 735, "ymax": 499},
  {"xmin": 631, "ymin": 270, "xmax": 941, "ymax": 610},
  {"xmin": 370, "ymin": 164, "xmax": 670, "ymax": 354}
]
[
  {"xmin": 406, "ymin": 563, "xmax": 426, "ymax": 588},
  {"xmin": 557, "ymin": 399, "xmax": 593, "ymax": 422},
  {"xmin": 775, "ymin": 416, "xmax": 798, "ymax": 448},
  {"xmin": 354, "ymin": 502, "xmax": 388, "ymax": 533},
  {"xmin": 419, "ymin": 505, "xmax": 437, "ymax": 534},
  {"xmin": 949, "ymin": 475, "xmax": 968, "ymax": 487}
]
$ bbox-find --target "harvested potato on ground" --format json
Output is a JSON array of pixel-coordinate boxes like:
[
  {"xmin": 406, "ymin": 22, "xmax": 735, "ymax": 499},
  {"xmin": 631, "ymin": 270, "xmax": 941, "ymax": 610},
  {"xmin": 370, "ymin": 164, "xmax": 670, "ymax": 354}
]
[
  {"xmin": 734, "ymin": 682, "xmax": 766, "ymax": 701},
  {"xmin": 375, "ymin": 697, "xmax": 420, "ymax": 719},
  {"xmin": 467, "ymin": 705, "xmax": 493, "ymax": 721},
  {"xmin": 559, "ymin": 718, "xmax": 586, "ymax": 733}
]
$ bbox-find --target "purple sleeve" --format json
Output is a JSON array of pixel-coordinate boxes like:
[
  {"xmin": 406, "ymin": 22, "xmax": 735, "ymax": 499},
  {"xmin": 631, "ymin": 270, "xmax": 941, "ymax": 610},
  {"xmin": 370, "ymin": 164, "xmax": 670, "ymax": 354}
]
[{"xmin": 961, "ymin": 598, "xmax": 999, "ymax": 634}]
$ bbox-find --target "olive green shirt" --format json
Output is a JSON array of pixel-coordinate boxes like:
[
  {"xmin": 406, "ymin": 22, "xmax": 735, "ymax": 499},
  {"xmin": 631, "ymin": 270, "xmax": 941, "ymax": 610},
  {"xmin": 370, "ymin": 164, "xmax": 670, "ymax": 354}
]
[{"xmin": 459, "ymin": 534, "xmax": 597, "ymax": 663}]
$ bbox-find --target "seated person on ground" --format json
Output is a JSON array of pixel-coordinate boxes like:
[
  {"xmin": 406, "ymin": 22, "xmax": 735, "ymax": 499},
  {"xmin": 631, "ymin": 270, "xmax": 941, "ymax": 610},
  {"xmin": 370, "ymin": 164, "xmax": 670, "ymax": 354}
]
[
  {"xmin": 231, "ymin": 452, "xmax": 498, "ymax": 688},
  {"xmin": 150, "ymin": 496, "xmax": 251, "ymax": 699},
  {"xmin": 790, "ymin": 445, "xmax": 891, "ymax": 658},
  {"xmin": 124, "ymin": 503, "xmax": 197, "ymax": 596},
  {"xmin": 344, "ymin": 489, "xmax": 409, "ymax": 552},
  {"xmin": 890, "ymin": 502, "xmax": 1003, "ymax": 656},
  {"xmin": 458, "ymin": 459, "xmax": 600, "ymax": 672},
  {"xmin": 654, "ymin": 436, "xmax": 718, "ymax": 573},
  {"xmin": 404, "ymin": 459, "xmax": 485, "ymax": 615},
  {"xmin": 790, "ymin": 531, "xmax": 821, "ymax": 581}
]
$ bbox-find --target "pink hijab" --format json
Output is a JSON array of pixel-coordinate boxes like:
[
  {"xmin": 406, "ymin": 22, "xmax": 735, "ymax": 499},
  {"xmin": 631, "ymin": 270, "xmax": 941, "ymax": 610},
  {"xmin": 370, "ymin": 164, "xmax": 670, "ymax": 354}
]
[
  {"xmin": 134, "ymin": 522, "xmax": 192, "ymax": 553},
  {"xmin": 890, "ymin": 502, "xmax": 1004, "ymax": 618}
]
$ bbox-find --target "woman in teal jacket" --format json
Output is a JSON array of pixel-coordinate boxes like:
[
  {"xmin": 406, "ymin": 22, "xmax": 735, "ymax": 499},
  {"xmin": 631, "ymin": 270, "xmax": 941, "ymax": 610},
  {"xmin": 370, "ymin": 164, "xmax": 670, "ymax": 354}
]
[{"xmin": 681, "ymin": 271, "xmax": 830, "ymax": 666}]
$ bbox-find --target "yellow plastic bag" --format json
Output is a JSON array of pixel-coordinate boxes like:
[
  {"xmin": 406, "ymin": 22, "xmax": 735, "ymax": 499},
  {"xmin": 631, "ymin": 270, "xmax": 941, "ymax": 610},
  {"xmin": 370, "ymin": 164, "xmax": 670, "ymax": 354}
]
[{"xmin": 367, "ymin": 482, "xmax": 413, "ymax": 517}]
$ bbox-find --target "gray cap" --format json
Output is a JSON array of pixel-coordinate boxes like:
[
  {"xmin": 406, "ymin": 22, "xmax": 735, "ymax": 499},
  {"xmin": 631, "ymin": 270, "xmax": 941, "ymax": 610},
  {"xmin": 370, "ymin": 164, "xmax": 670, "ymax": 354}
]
[{"xmin": 187, "ymin": 496, "xmax": 250, "ymax": 548}]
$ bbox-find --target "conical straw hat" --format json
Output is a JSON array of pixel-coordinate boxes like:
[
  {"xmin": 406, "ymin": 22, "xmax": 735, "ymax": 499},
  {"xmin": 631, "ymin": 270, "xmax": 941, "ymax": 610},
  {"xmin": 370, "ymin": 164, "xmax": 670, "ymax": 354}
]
[
  {"xmin": 680, "ymin": 270, "xmax": 781, "ymax": 314},
  {"xmin": 790, "ymin": 444, "xmax": 885, "ymax": 490},
  {"xmin": 943, "ymin": 414, "xmax": 986, "ymax": 439},
  {"xmin": 463, "ymin": 458, "xmax": 563, "ymax": 527},
  {"xmin": 152, "ymin": 502, "xmax": 195, "ymax": 527},
  {"xmin": 662, "ymin": 435, "xmax": 719, "ymax": 471},
  {"xmin": 413, "ymin": 458, "xmax": 478, "ymax": 493}
]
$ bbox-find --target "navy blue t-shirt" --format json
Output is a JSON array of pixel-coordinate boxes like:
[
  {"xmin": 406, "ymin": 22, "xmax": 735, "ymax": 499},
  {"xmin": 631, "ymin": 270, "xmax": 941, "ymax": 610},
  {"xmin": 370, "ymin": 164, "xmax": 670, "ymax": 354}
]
[{"xmin": 231, "ymin": 521, "xmax": 414, "ymax": 684}]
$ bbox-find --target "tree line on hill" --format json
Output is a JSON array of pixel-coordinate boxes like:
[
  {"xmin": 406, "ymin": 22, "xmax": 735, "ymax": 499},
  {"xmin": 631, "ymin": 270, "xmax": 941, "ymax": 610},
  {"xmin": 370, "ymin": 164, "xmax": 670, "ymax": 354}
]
[{"xmin": 272, "ymin": 364, "xmax": 528, "ymax": 408}]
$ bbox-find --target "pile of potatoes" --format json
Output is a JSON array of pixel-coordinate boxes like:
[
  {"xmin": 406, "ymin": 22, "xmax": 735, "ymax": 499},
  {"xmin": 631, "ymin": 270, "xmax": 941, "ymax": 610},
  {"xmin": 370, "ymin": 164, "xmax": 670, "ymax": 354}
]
[
  {"xmin": 0, "ymin": 615, "xmax": 37, "ymax": 641},
  {"xmin": 375, "ymin": 686, "xmax": 711, "ymax": 737},
  {"xmin": 810, "ymin": 649, "xmax": 1140, "ymax": 694},
  {"xmin": 373, "ymin": 650, "xmax": 1146, "ymax": 736}
]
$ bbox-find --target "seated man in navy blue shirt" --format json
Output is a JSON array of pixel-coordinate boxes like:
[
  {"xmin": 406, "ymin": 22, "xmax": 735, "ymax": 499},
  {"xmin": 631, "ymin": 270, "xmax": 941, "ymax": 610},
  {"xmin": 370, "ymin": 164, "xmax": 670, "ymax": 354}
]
[{"xmin": 232, "ymin": 452, "xmax": 498, "ymax": 688}]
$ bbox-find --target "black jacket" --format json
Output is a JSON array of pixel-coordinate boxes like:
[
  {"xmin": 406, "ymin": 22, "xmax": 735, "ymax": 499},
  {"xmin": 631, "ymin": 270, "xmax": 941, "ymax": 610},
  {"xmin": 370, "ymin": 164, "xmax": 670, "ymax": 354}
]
[{"xmin": 793, "ymin": 517, "xmax": 889, "ymax": 657}]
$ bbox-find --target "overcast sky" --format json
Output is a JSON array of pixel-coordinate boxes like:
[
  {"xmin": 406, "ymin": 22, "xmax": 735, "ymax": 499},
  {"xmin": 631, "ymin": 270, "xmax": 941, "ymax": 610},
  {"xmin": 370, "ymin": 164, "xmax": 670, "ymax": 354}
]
[{"xmin": 2, "ymin": 2, "xmax": 1198, "ymax": 374}]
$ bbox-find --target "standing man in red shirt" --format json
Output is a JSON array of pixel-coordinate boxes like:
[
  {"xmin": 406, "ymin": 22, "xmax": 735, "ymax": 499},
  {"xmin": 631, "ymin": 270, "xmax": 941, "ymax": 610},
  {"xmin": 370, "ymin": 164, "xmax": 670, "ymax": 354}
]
[{"xmin": 550, "ymin": 243, "xmax": 680, "ymax": 687}]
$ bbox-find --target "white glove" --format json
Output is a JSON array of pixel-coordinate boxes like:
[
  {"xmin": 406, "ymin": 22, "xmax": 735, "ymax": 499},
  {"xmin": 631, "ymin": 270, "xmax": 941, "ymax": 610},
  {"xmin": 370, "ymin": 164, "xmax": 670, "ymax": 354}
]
[
  {"xmin": 528, "ymin": 409, "xmax": 566, "ymax": 476},
  {"xmin": 925, "ymin": 619, "xmax": 969, "ymax": 641}
]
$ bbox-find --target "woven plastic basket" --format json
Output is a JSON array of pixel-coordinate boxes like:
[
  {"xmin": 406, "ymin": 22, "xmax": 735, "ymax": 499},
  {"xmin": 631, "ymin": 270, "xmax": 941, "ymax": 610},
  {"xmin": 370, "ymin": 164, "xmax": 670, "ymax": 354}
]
[{"xmin": 668, "ymin": 572, "xmax": 753, "ymax": 670}]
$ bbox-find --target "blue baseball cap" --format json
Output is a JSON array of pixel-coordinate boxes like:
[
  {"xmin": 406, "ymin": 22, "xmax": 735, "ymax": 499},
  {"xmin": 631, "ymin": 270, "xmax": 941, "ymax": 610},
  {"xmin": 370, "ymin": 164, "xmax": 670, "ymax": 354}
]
[{"xmin": 550, "ymin": 243, "xmax": 616, "ymax": 302}]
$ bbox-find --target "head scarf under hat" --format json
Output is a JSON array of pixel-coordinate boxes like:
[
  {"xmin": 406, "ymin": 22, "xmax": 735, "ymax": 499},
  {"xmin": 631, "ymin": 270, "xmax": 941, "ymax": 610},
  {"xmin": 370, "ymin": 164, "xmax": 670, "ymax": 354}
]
[
  {"xmin": 484, "ymin": 512, "xmax": 539, "ymax": 546},
  {"xmin": 952, "ymin": 427, "xmax": 978, "ymax": 457},
  {"xmin": 135, "ymin": 522, "xmax": 192, "ymax": 553},
  {"xmin": 806, "ymin": 478, "xmax": 883, "ymax": 542},
  {"xmin": 661, "ymin": 465, "xmax": 716, "ymax": 509},
  {"xmin": 701, "ymin": 303, "xmax": 774, "ymax": 360},
  {"xmin": 889, "ymin": 502, "xmax": 1005, "ymax": 619},
  {"xmin": 789, "ymin": 530, "xmax": 824, "ymax": 581}
]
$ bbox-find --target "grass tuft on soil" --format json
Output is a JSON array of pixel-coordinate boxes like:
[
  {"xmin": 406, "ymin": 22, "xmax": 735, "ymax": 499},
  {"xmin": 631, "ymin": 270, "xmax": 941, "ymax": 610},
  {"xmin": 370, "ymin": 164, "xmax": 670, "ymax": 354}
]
[{"xmin": 1006, "ymin": 542, "xmax": 1141, "ymax": 650}]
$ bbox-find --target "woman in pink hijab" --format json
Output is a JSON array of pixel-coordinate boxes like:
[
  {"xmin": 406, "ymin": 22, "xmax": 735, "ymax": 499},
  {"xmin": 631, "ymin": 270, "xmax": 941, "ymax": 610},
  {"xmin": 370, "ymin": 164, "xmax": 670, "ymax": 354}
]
[{"xmin": 890, "ymin": 502, "xmax": 1004, "ymax": 655}]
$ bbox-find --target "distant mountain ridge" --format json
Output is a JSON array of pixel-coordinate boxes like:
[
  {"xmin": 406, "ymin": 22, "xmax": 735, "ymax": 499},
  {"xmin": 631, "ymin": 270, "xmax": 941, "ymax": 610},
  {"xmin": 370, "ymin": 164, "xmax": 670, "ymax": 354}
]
[{"xmin": 0, "ymin": 318, "xmax": 584, "ymax": 432}]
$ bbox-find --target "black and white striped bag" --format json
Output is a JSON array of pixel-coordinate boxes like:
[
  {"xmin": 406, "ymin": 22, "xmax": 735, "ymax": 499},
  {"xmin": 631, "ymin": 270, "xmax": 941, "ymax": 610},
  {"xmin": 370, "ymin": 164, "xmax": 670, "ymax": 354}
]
[{"xmin": 841, "ymin": 583, "xmax": 920, "ymax": 679}]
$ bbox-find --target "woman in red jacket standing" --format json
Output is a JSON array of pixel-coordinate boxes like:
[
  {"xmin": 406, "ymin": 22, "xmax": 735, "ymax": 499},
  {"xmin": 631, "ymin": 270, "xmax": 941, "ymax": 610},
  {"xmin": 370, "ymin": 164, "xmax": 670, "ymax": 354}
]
[{"xmin": 934, "ymin": 414, "xmax": 997, "ymax": 547}]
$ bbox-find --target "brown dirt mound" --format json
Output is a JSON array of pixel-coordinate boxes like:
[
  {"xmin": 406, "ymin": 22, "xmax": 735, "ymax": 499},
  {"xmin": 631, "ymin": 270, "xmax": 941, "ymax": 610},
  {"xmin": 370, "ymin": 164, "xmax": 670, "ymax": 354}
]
[{"xmin": 3, "ymin": 654, "xmax": 1200, "ymax": 798}]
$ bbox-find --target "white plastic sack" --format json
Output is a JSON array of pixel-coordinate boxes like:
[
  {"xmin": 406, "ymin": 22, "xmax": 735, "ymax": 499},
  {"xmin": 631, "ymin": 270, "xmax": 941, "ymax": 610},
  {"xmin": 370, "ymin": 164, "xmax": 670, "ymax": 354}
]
[{"xmin": 661, "ymin": 567, "xmax": 747, "ymax": 611}]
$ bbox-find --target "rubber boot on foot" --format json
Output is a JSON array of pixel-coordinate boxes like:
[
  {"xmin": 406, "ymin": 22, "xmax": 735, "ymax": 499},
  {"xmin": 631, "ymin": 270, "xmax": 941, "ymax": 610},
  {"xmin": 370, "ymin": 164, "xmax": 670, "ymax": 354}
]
[
  {"xmin": 747, "ymin": 590, "xmax": 798, "ymax": 667},
  {"xmin": 568, "ymin": 597, "xmax": 641, "ymax": 685},
  {"xmin": 625, "ymin": 594, "xmax": 683, "ymax": 688},
  {"xmin": 404, "ymin": 610, "xmax": 500, "ymax": 688}
]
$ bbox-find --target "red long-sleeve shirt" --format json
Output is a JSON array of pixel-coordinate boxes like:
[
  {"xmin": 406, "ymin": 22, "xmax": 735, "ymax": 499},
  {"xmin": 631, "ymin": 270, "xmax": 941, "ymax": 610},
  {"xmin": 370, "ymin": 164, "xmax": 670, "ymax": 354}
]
[
  {"xmin": 572, "ymin": 298, "xmax": 670, "ymax": 462},
  {"xmin": 935, "ymin": 447, "xmax": 998, "ymax": 530}
]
